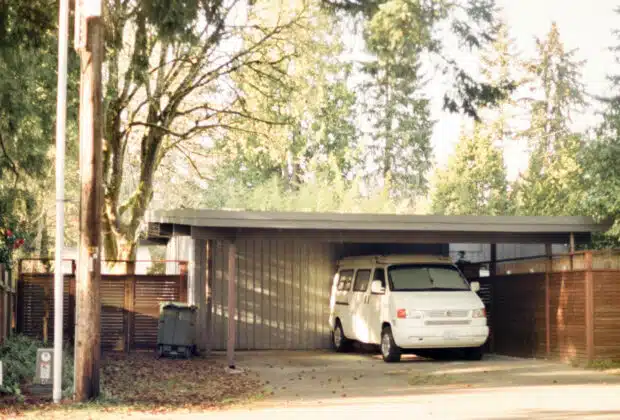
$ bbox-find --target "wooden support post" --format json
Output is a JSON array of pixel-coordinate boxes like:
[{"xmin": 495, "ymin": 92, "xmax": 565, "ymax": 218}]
[
  {"xmin": 584, "ymin": 251, "xmax": 595, "ymax": 362},
  {"xmin": 490, "ymin": 244, "xmax": 497, "ymax": 277},
  {"xmin": 74, "ymin": 1, "xmax": 104, "ymax": 401},
  {"xmin": 179, "ymin": 262, "xmax": 188, "ymax": 303},
  {"xmin": 545, "ymin": 243, "xmax": 552, "ymax": 356},
  {"xmin": 205, "ymin": 241, "xmax": 213, "ymax": 355},
  {"xmin": 227, "ymin": 241, "xmax": 237, "ymax": 369},
  {"xmin": 123, "ymin": 263, "xmax": 136, "ymax": 353},
  {"xmin": 16, "ymin": 267, "xmax": 24, "ymax": 334},
  {"xmin": 569, "ymin": 232, "xmax": 575, "ymax": 271}
]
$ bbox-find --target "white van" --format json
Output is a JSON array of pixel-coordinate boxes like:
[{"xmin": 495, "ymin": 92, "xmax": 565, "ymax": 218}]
[{"xmin": 328, "ymin": 255, "xmax": 489, "ymax": 362}]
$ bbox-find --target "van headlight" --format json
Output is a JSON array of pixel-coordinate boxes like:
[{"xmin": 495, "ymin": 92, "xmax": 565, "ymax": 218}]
[
  {"xmin": 396, "ymin": 309, "xmax": 423, "ymax": 319},
  {"xmin": 472, "ymin": 308, "xmax": 486, "ymax": 318}
]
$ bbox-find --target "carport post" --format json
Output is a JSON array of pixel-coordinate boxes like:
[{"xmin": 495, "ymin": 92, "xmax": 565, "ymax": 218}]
[
  {"xmin": 490, "ymin": 244, "xmax": 497, "ymax": 277},
  {"xmin": 545, "ymin": 243, "xmax": 552, "ymax": 356},
  {"xmin": 227, "ymin": 241, "xmax": 237, "ymax": 369},
  {"xmin": 569, "ymin": 232, "xmax": 575, "ymax": 271}
]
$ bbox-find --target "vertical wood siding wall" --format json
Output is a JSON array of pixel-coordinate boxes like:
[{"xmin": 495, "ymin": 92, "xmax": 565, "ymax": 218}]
[{"xmin": 210, "ymin": 238, "xmax": 336, "ymax": 350}]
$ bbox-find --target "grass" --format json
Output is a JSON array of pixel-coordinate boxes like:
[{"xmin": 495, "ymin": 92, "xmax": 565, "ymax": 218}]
[
  {"xmin": 408, "ymin": 373, "xmax": 463, "ymax": 386},
  {"xmin": 585, "ymin": 359, "xmax": 620, "ymax": 371}
]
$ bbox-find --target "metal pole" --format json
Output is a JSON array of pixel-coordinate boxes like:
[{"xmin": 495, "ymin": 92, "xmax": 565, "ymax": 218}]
[{"xmin": 53, "ymin": 0, "xmax": 70, "ymax": 404}]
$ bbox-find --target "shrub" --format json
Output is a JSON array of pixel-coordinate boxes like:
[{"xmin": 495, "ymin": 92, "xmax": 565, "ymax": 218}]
[{"xmin": 0, "ymin": 334, "xmax": 74, "ymax": 397}]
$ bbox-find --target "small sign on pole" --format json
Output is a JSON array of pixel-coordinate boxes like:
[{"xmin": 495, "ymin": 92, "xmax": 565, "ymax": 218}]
[{"xmin": 36, "ymin": 348, "xmax": 54, "ymax": 385}]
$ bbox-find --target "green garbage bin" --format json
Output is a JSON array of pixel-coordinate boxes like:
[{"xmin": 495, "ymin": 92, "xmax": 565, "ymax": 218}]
[{"xmin": 156, "ymin": 301, "xmax": 197, "ymax": 358}]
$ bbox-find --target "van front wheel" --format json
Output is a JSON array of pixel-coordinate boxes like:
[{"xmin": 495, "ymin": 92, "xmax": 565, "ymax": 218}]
[
  {"xmin": 332, "ymin": 322, "xmax": 351, "ymax": 353},
  {"xmin": 381, "ymin": 327, "xmax": 401, "ymax": 363}
]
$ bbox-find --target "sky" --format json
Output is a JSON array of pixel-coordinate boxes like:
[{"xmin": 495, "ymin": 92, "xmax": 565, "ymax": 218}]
[{"xmin": 431, "ymin": 0, "xmax": 620, "ymax": 180}]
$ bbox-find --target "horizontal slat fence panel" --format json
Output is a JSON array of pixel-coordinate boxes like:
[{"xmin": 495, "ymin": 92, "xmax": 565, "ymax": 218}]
[{"xmin": 18, "ymin": 272, "xmax": 184, "ymax": 351}]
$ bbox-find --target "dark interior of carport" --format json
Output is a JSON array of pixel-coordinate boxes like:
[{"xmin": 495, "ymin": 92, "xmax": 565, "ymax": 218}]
[{"xmin": 146, "ymin": 210, "xmax": 607, "ymax": 368}]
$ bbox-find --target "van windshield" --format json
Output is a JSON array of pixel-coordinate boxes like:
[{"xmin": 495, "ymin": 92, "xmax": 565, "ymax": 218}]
[{"xmin": 387, "ymin": 264, "xmax": 470, "ymax": 291}]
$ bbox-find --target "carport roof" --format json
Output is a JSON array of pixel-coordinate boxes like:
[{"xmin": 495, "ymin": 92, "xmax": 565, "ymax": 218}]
[{"xmin": 145, "ymin": 209, "xmax": 610, "ymax": 245}]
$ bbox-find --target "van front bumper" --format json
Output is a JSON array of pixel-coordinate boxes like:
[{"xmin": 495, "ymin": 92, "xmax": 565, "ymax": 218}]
[{"xmin": 392, "ymin": 325, "xmax": 489, "ymax": 349}]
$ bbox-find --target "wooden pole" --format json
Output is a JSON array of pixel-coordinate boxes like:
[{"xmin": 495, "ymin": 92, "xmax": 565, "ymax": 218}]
[
  {"xmin": 545, "ymin": 243, "xmax": 552, "ymax": 357},
  {"xmin": 206, "ymin": 241, "xmax": 213, "ymax": 355},
  {"xmin": 584, "ymin": 251, "xmax": 595, "ymax": 362},
  {"xmin": 227, "ymin": 242, "xmax": 237, "ymax": 369},
  {"xmin": 74, "ymin": 0, "xmax": 104, "ymax": 401},
  {"xmin": 490, "ymin": 244, "xmax": 497, "ymax": 277},
  {"xmin": 569, "ymin": 232, "xmax": 575, "ymax": 271}
]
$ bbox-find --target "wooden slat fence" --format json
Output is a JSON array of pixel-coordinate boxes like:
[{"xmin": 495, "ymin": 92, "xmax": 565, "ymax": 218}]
[
  {"xmin": 17, "ymin": 270, "xmax": 187, "ymax": 351},
  {"xmin": 470, "ymin": 251, "xmax": 620, "ymax": 363}
]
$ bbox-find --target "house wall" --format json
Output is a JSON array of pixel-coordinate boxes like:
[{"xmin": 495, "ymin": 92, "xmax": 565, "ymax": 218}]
[{"xmin": 450, "ymin": 243, "xmax": 569, "ymax": 263}]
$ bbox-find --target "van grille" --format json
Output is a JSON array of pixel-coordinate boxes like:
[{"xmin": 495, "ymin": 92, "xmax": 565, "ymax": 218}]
[
  {"xmin": 425, "ymin": 320, "xmax": 471, "ymax": 326},
  {"xmin": 426, "ymin": 310, "xmax": 469, "ymax": 318}
]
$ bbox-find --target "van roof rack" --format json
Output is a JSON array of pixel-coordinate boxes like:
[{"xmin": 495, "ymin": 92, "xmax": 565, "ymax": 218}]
[{"xmin": 337, "ymin": 254, "xmax": 453, "ymax": 265}]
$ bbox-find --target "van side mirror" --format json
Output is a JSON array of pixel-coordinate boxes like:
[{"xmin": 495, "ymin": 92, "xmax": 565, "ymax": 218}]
[
  {"xmin": 370, "ymin": 280, "xmax": 385, "ymax": 294},
  {"xmin": 470, "ymin": 281, "xmax": 480, "ymax": 293}
]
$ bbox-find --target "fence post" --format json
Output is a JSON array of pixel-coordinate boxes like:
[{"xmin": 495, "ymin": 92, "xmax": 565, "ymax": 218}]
[
  {"xmin": 1, "ymin": 267, "xmax": 5, "ymax": 343},
  {"xmin": 123, "ymin": 262, "xmax": 136, "ymax": 352},
  {"xmin": 179, "ymin": 262, "xmax": 188, "ymax": 303},
  {"xmin": 545, "ymin": 244, "xmax": 552, "ymax": 357},
  {"xmin": 584, "ymin": 251, "xmax": 595, "ymax": 363},
  {"xmin": 16, "ymin": 262, "xmax": 24, "ymax": 334}
]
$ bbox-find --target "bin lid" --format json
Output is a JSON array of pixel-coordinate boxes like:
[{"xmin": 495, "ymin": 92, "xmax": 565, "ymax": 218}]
[{"xmin": 159, "ymin": 301, "xmax": 197, "ymax": 311}]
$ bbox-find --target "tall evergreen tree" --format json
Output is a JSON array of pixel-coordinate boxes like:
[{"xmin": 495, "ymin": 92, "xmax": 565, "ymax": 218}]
[
  {"xmin": 516, "ymin": 22, "xmax": 586, "ymax": 216},
  {"xmin": 362, "ymin": 0, "xmax": 434, "ymax": 201},
  {"xmin": 579, "ymin": 8, "xmax": 620, "ymax": 243},
  {"xmin": 431, "ymin": 124, "xmax": 511, "ymax": 216}
]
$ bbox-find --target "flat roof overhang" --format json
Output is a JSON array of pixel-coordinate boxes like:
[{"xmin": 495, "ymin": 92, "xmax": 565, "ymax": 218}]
[{"xmin": 145, "ymin": 209, "xmax": 611, "ymax": 244}]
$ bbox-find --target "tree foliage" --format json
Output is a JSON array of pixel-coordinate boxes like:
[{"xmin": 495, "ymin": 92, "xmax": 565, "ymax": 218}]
[
  {"xmin": 0, "ymin": 1, "xmax": 80, "ymax": 258},
  {"xmin": 361, "ymin": 0, "xmax": 434, "ymax": 201},
  {"xmin": 101, "ymin": 0, "xmax": 342, "ymax": 260},
  {"xmin": 432, "ymin": 124, "xmax": 511, "ymax": 215},
  {"xmin": 515, "ymin": 23, "xmax": 586, "ymax": 216},
  {"xmin": 323, "ymin": 0, "xmax": 515, "ymax": 120}
]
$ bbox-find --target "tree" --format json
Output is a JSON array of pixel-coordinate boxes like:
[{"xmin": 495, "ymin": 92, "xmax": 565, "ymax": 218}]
[
  {"xmin": 431, "ymin": 124, "xmax": 511, "ymax": 215},
  {"xmin": 323, "ymin": 0, "xmax": 515, "ymax": 120},
  {"xmin": 479, "ymin": 22, "xmax": 524, "ymax": 141},
  {"xmin": 101, "ymin": 0, "xmax": 329, "ymax": 261},
  {"xmin": 361, "ymin": 0, "xmax": 434, "ymax": 201},
  {"xmin": 213, "ymin": 1, "xmax": 359, "ymax": 190},
  {"xmin": 578, "ymin": 8, "xmax": 620, "ymax": 244},
  {"xmin": 516, "ymin": 23, "xmax": 586, "ymax": 216},
  {"xmin": 0, "ymin": 1, "xmax": 80, "ymax": 258}
]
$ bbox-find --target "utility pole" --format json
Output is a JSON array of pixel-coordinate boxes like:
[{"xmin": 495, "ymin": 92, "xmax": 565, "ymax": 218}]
[
  {"xmin": 53, "ymin": 0, "xmax": 70, "ymax": 404},
  {"xmin": 73, "ymin": 0, "xmax": 104, "ymax": 401}
]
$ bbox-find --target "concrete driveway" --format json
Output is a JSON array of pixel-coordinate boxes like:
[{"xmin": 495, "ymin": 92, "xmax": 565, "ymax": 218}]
[
  {"xmin": 58, "ymin": 350, "xmax": 620, "ymax": 420},
  {"xmin": 216, "ymin": 350, "xmax": 620, "ymax": 419}
]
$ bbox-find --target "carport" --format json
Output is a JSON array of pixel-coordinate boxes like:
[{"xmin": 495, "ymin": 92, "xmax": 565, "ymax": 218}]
[{"xmin": 144, "ymin": 210, "xmax": 609, "ymax": 368}]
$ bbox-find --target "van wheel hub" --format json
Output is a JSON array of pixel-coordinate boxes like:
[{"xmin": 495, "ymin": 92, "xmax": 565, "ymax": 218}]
[
  {"xmin": 334, "ymin": 326, "xmax": 342, "ymax": 347},
  {"xmin": 381, "ymin": 333, "xmax": 391, "ymax": 356}
]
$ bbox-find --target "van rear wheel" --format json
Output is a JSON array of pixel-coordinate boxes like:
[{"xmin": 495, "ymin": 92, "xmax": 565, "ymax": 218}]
[
  {"xmin": 381, "ymin": 326, "xmax": 401, "ymax": 363},
  {"xmin": 332, "ymin": 322, "xmax": 351, "ymax": 353}
]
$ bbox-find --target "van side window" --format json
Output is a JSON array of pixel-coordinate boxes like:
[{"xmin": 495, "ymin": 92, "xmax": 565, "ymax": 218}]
[
  {"xmin": 337, "ymin": 269, "xmax": 354, "ymax": 291},
  {"xmin": 353, "ymin": 269, "xmax": 371, "ymax": 292},
  {"xmin": 373, "ymin": 268, "xmax": 386, "ymax": 288}
]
